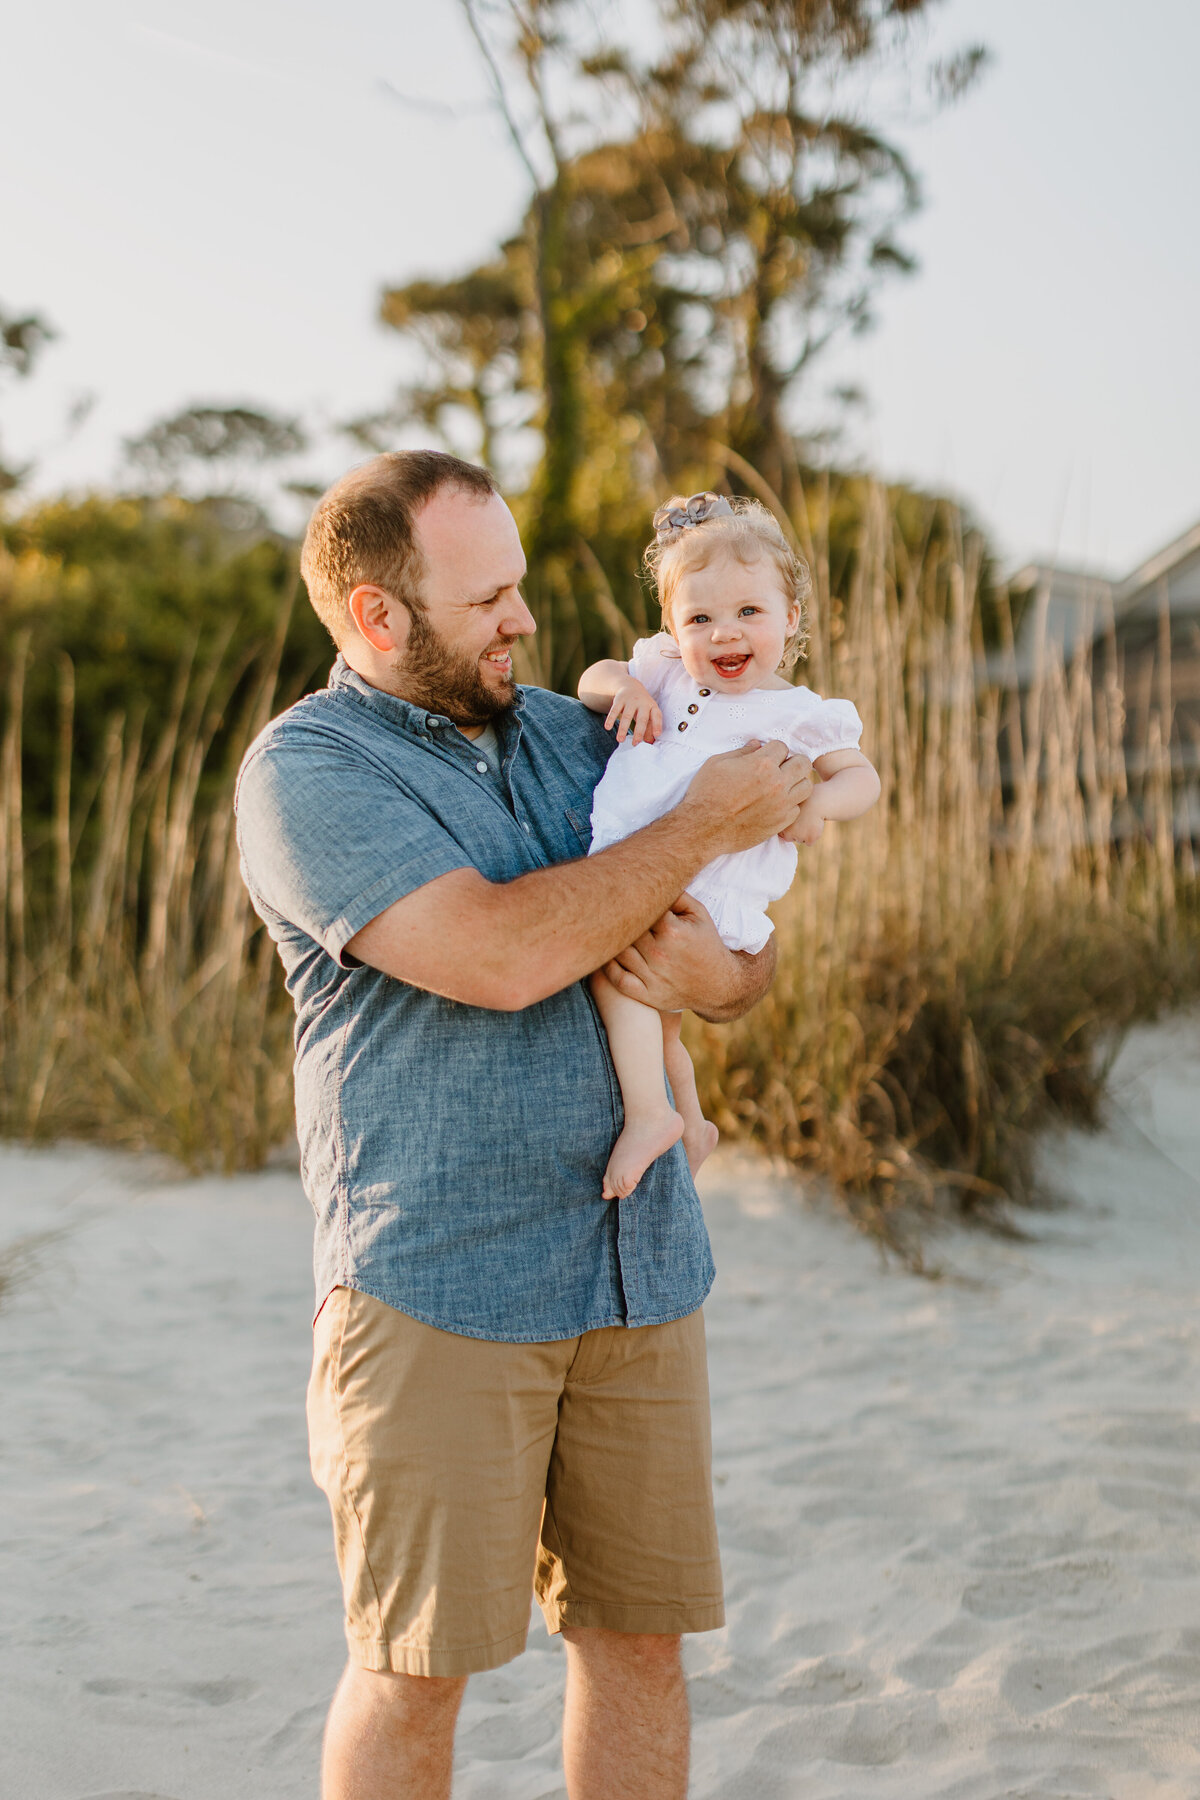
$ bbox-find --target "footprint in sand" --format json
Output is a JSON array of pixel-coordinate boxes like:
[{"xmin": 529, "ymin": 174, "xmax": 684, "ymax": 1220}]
[
  {"xmin": 1099, "ymin": 1413, "xmax": 1200, "ymax": 1454},
  {"xmin": 747, "ymin": 1693, "xmax": 938, "ymax": 1773},
  {"xmin": 776, "ymin": 1656, "xmax": 881, "ymax": 1703},
  {"xmin": 177, "ymin": 1677, "xmax": 257, "ymax": 1706},
  {"xmin": 82, "ymin": 1675, "xmax": 256, "ymax": 1706},
  {"xmin": 962, "ymin": 1556, "xmax": 1121, "ymax": 1620},
  {"xmin": 999, "ymin": 1638, "xmax": 1147, "ymax": 1713}
]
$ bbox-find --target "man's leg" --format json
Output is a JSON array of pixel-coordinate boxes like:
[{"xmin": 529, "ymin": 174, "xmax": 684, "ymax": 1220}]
[
  {"xmin": 322, "ymin": 1663, "xmax": 466, "ymax": 1800},
  {"xmin": 308, "ymin": 1291, "xmax": 572, "ymax": 1798},
  {"xmin": 535, "ymin": 1311, "xmax": 721, "ymax": 1798},
  {"xmin": 561, "ymin": 1627, "xmax": 689, "ymax": 1800}
]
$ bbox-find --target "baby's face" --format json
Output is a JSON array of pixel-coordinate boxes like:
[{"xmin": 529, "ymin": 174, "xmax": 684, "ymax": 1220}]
[{"xmin": 667, "ymin": 554, "xmax": 799, "ymax": 693}]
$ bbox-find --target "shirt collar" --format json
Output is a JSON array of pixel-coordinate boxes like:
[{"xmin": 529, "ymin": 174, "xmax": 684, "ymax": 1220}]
[{"xmin": 327, "ymin": 653, "xmax": 527, "ymax": 747}]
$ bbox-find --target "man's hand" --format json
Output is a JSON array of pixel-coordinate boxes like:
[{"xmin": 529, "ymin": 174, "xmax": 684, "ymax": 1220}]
[
  {"xmin": 601, "ymin": 892, "xmax": 776, "ymax": 1022},
  {"xmin": 681, "ymin": 740, "xmax": 813, "ymax": 854},
  {"xmin": 776, "ymin": 751, "xmax": 816, "ymax": 841}
]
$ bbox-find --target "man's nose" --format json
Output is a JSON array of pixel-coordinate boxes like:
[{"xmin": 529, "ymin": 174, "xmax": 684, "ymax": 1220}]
[{"xmin": 501, "ymin": 591, "xmax": 537, "ymax": 636}]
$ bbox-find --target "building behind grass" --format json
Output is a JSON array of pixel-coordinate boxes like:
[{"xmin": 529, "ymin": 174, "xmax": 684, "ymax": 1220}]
[{"xmin": 988, "ymin": 518, "xmax": 1200, "ymax": 843}]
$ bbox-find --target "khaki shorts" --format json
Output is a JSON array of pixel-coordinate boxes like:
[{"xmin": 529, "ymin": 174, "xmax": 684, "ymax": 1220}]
[{"xmin": 307, "ymin": 1287, "xmax": 724, "ymax": 1677}]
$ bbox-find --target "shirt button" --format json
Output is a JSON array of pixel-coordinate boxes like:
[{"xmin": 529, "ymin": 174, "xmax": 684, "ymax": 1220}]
[
  {"xmin": 522, "ymin": 821, "xmax": 530, "ymax": 832},
  {"xmin": 677, "ymin": 721, "xmax": 688, "ymax": 732},
  {"xmin": 687, "ymin": 703, "xmax": 699, "ymax": 714},
  {"xmin": 475, "ymin": 760, "xmax": 489, "ymax": 773},
  {"xmin": 698, "ymin": 688, "xmax": 711, "ymax": 696}
]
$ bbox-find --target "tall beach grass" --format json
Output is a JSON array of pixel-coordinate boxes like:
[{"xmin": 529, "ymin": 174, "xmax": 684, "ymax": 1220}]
[
  {"xmin": 687, "ymin": 473, "xmax": 1191, "ymax": 1240},
  {"xmin": 0, "ymin": 583, "xmax": 301, "ymax": 1168},
  {"xmin": 0, "ymin": 478, "xmax": 1193, "ymax": 1226}
]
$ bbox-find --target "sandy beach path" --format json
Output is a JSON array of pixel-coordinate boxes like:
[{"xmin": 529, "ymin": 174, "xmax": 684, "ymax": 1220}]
[{"xmin": 2, "ymin": 1017, "xmax": 1198, "ymax": 1799}]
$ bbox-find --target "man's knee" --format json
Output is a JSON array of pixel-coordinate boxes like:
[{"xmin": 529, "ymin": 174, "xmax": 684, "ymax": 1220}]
[
  {"xmin": 338, "ymin": 1661, "xmax": 467, "ymax": 1728},
  {"xmin": 561, "ymin": 1626, "xmax": 684, "ymax": 1684}
]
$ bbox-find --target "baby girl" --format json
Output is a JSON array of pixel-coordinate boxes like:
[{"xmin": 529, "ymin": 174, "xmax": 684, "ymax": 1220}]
[{"xmin": 578, "ymin": 492, "xmax": 881, "ymax": 1199}]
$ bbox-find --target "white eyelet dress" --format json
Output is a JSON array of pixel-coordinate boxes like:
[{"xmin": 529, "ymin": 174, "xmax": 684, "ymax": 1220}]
[{"xmin": 588, "ymin": 636, "xmax": 864, "ymax": 954}]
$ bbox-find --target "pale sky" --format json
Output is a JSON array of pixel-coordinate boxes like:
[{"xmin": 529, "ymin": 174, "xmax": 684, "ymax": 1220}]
[{"xmin": 3, "ymin": 0, "xmax": 1197, "ymax": 575}]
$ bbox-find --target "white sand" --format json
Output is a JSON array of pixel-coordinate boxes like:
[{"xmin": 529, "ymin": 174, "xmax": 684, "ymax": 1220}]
[{"xmin": 2, "ymin": 1017, "xmax": 1199, "ymax": 1799}]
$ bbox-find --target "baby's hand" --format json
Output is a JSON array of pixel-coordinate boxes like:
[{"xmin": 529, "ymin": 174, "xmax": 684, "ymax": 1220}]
[
  {"xmin": 785, "ymin": 793, "xmax": 826, "ymax": 846},
  {"xmin": 605, "ymin": 678, "xmax": 663, "ymax": 745}
]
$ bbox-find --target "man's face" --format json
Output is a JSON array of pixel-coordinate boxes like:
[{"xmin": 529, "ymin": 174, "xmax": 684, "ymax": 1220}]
[{"xmin": 398, "ymin": 489, "xmax": 536, "ymax": 727}]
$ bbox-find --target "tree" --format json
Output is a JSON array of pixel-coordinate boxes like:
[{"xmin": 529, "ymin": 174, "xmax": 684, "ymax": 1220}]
[
  {"xmin": 365, "ymin": 0, "xmax": 985, "ymax": 689},
  {"xmin": 0, "ymin": 492, "xmax": 330, "ymax": 831},
  {"xmin": 0, "ymin": 304, "xmax": 56, "ymax": 494},
  {"xmin": 123, "ymin": 403, "xmax": 309, "ymax": 527}
]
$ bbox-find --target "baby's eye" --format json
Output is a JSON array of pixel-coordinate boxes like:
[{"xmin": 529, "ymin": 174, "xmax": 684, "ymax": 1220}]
[
  {"xmin": 687, "ymin": 613, "xmax": 710, "ymax": 626},
  {"xmin": 738, "ymin": 605, "xmax": 761, "ymax": 617}
]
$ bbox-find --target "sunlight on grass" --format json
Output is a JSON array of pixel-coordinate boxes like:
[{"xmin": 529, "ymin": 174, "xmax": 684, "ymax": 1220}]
[{"xmin": 0, "ymin": 474, "xmax": 1192, "ymax": 1225}]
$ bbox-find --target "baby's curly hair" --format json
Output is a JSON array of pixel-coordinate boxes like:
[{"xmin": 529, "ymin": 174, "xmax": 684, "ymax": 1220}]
[{"xmin": 643, "ymin": 494, "xmax": 811, "ymax": 670}]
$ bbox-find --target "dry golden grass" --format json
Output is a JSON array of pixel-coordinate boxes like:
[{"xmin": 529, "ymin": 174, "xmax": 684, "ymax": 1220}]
[
  {"xmin": 0, "ymin": 477, "xmax": 1193, "ymax": 1224},
  {"xmin": 687, "ymin": 475, "xmax": 1191, "ymax": 1240},
  {"xmin": 0, "ymin": 607, "xmax": 297, "ymax": 1168}
]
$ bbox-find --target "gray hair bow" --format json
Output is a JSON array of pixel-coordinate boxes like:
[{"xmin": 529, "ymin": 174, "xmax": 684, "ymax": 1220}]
[{"xmin": 652, "ymin": 491, "xmax": 734, "ymax": 543}]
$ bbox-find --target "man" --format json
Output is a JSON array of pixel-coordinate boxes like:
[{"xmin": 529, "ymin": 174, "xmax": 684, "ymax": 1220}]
[{"xmin": 235, "ymin": 450, "xmax": 813, "ymax": 1800}]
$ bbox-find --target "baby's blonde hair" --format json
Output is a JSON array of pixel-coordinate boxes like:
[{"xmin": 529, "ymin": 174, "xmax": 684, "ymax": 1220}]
[{"xmin": 643, "ymin": 495, "xmax": 811, "ymax": 670}]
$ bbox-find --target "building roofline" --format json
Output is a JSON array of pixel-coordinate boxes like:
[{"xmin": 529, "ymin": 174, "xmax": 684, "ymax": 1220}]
[
  {"xmin": 1006, "ymin": 518, "xmax": 1200, "ymax": 599},
  {"xmin": 1008, "ymin": 560, "xmax": 1113, "ymax": 593},
  {"xmin": 1118, "ymin": 518, "xmax": 1200, "ymax": 595}
]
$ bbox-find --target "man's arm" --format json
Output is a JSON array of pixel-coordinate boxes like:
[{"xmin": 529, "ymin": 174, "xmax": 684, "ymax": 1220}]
[
  {"xmin": 346, "ymin": 741, "xmax": 812, "ymax": 1011},
  {"xmin": 599, "ymin": 893, "xmax": 776, "ymax": 1022}
]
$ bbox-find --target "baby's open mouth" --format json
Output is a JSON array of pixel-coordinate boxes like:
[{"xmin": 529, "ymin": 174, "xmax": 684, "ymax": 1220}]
[{"xmin": 712, "ymin": 653, "xmax": 751, "ymax": 679}]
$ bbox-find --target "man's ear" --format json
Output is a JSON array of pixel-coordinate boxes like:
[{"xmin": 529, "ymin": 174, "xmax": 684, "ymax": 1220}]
[{"xmin": 347, "ymin": 584, "xmax": 409, "ymax": 655}]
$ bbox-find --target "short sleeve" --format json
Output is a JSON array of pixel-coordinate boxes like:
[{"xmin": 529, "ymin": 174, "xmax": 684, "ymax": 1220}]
[
  {"xmin": 235, "ymin": 736, "xmax": 471, "ymax": 967},
  {"xmin": 786, "ymin": 695, "xmax": 864, "ymax": 761},
  {"xmin": 628, "ymin": 634, "xmax": 687, "ymax": 703}
]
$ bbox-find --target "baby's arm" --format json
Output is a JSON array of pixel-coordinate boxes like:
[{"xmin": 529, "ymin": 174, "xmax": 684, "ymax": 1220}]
[
  {"xmin": 578, "ymin": 658, "xmax": 663, "ymax": 745},
  {"xmin": 787, "ymin": 747, "xmax": 881, "ymax": 846}
]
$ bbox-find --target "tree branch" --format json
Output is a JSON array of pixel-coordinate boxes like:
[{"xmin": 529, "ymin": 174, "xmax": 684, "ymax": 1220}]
[{"xmin": 458, "ymin": 0, "xmax": 544, "ymax": 192}]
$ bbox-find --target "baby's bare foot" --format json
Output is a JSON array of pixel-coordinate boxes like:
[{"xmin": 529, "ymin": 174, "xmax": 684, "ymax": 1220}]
[
  {"xmin": 602, "ymin": 1111, "xmax": 685, "ymax": 1199},
  {"xmin": 683, "ymin": 1119, "xmax": 719, "ymax": 1178}
]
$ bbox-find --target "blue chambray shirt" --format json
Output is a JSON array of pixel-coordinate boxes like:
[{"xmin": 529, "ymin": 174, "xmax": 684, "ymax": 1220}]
[{"xmin": 235, "ymin": 655, "xmax": 715, "ymax": 1341}]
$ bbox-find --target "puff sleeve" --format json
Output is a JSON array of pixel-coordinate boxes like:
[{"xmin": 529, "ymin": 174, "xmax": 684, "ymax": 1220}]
[
  {"xmin": 628, "ymin": 634, "xmax": 688, "ymax": 704},
  {"xmin": 786, "ymin": 695, "xmax": 864, "ymax": 762}
]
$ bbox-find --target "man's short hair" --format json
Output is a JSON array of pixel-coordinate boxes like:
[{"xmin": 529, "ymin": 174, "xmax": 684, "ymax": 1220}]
[{"xmin": 300, "ymin": 451, "xmax": 500, "ymax": 646}]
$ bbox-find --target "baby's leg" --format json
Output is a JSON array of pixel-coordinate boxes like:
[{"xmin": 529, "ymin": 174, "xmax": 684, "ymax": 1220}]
[
  {"xmin": 662, "ymin": 1011, "xmax": 720, "ymax": 1178},
  {"xmin": 589, "ymin": 973, "xmax": 684, "ymax": 1199}
]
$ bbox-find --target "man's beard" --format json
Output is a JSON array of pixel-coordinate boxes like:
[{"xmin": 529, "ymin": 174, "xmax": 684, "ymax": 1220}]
[{"xmin": 393, "ymin": 610, "xmax": 518, "ymax": 726}]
